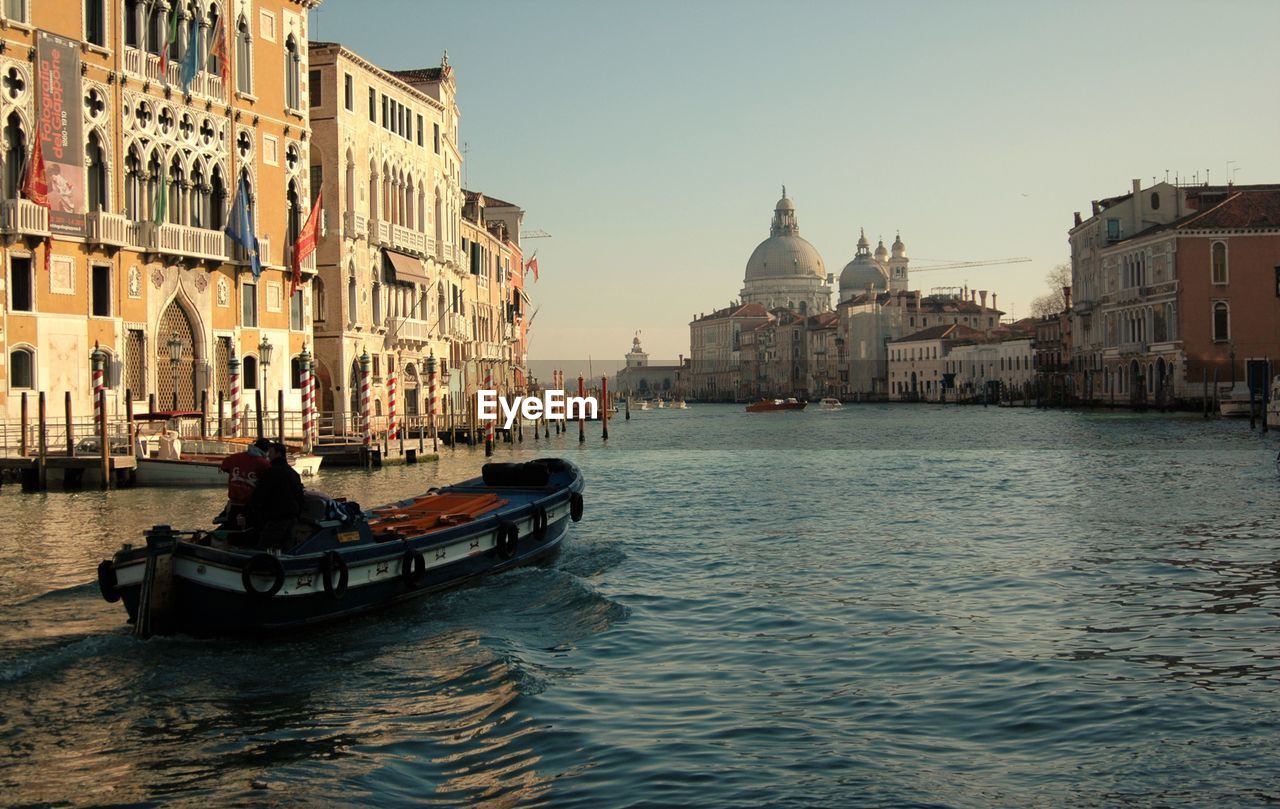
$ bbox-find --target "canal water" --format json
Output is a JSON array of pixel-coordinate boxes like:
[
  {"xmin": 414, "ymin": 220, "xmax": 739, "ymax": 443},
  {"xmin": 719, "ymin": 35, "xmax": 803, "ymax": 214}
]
[{"xmin": 2, "ymin": 405, "xmax": 1278, "ymax": 807}]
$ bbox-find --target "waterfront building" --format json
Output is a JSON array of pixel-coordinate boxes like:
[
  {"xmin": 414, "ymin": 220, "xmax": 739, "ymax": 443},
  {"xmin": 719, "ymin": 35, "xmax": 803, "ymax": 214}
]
[
  {"xmin": 1069, "ymin": 180, "xmax": 1280, "ymax": 406},
  {"xmin": 1034, "ymin": 288, "xmax": 1072, "ymax": 405},
  {"xmin": 613, "ymin": 333, "xmax": 688, "ymax": 397},
  {"xmin": 459, "ymin": 191, "xmax": 524, "ymax": 407},
  {"xmin": 1, "ymin": 0, "xmax": 319, "ymax": 423},
  {"xmin": 947, "ymin": 335, "xmax": 1036, "ymax": 401},
  {"xmin": 307, "ymin": 42, "xmax": 459, "ymax": 427},
  {"xmin": 688, "ymin": 302, "xmax": 770, "ymax": 400},
  {"xmin": 888, "ymin": 324, "xmax": 978, "ymax": 401},
  {"xmin": 839, "ymin": 289, "xmax": 1005, "ymax": 398}
]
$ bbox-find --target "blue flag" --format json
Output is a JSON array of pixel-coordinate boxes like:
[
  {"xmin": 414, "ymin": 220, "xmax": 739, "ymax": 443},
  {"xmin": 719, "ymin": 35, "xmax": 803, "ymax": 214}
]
[
  {"xmin": 181, "ymin": 20, "xmax": 201, "ymax": 94},
  {"xmin": 225, "ymin": 174, "xmax": 262, "ymax": 279}
]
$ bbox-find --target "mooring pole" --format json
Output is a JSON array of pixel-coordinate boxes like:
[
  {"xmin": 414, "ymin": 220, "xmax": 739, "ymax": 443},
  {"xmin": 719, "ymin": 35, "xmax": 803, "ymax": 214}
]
[
  {"xmin": 601, "ymin": 376, "xmax": 609, "ymax": 441},
  {"xmin": 65, "ymin": 391, "xmax": 74, "ymax": 456},
  {"xmin": 37, "ymin": 392, "xmax": 48, "ymax": 490},
  {"xmin": 200, "ymin": 390, "xmax": 209, "ymax": 439},
  {"xmin": 98, "ymin": 388, "xmax": 110, "ymax": 490},
  {"xmin": 578, "ymin": 375, "xmax": 586, "ymax": 443}
]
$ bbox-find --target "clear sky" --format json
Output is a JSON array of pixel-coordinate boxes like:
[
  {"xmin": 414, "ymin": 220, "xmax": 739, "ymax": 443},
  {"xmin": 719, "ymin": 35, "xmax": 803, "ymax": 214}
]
[{"xmin": 312, "ymin": 0, "xmax": 1280, "ymax": 364}]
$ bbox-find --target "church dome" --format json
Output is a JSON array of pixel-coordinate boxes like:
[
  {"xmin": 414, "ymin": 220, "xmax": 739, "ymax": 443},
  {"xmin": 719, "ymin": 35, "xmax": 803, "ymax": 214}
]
[
  {"xmin": 839, "ymin": 256, "xmax": 889, "ymax": 292},
  {"xmin": 874, "ymin": 239, "xmax": 889, "ymax": 260},
  {"xmin": 743, "ymin": 189, "xmax": 826, "ymax": 282},
  {"xmin": 838, "ymin": 227, "xmax": 889, "ymax": 294},
  {"xmin": 892, "ymin": 232, "xmax": 906, "ymax": 258}
]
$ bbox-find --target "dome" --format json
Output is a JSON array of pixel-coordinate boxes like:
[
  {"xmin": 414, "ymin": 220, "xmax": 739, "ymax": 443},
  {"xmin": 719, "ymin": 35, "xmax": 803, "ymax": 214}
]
[
  {"xmin": 745, "ymin": 235, "xmax": 827, "ymax": 281},
  {"xmin": 743, "ymin": 189, "xmax": 826, "ymax": 282},
  {"xmin": 839, "ymin": 256, "xmax": 889, "ymax": 293},
  {"xmin": 874, "ymin": 239, "xmax": 888, "ymax": 259}
]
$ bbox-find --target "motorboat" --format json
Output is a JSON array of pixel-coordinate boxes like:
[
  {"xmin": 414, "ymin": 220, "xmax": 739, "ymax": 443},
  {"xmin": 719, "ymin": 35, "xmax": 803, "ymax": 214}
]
[
  {"xmin": 637, "ymin": 400, "xmax": 651, "ymax": 410},
  {"xmin": 129, "ymin": 412, "xmax": 322, "ymax": 485},
  {"xmin": 672, "ymin": 399, "xmax": 688, "ymax": 409},
  {"xmin": 97, "ymin": 458, "xmax": 585, "ymax": 636},
  {"xmin": 1218, "ymin": 384, "xmax": 1255, "ymax": 418},
  {"xmin": 745, "ymin": 398, "xmax": 807, "ymax": 413},
  {"xmin": 818, "ymin": 398, "xmax": 843, "ymax": 410},
  {"xmin": 655, "ymin": 398, "xmax": 666, "ymax": 409}
]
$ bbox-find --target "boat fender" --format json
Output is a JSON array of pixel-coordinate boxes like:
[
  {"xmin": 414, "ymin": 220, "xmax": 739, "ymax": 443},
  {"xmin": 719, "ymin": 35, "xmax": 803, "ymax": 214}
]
[
  {"xmin": 570, "ymin": 492, "xmax": 584, "ymax": 523},
  {"xmin": 242, "ymin": 554, "xmax": 286, "ymax": 598},
  {"xmin": 497, "ymin": 522, "xmax": 519, "ymax": 560},
  {"xmin": 97, "ymin": 560, "xmax": 121, "ymax": 603},
  {"xmin": 532, "ymin": 505, "xmax": 548, "ymax": 537},
  {"xmin": 402, "ymin": 548, "xmax": 427, "ymax": 587},
  {"xmin": 320, "ymin": 551, "xmax": 349, "ymax": 600}
]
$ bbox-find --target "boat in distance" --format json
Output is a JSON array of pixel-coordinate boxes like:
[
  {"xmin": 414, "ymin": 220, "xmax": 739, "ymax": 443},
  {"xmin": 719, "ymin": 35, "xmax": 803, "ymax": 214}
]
[
  {"xmin": 745, "ymin": 398, "xmax": 807, "ymax": 412},
  {"xmin": 818, "ymin": 398, "xmax": 843, "ymax": 410},
  {"xmin": 97, "ymin": 458, "xmax": 585, "ymax": 636}
]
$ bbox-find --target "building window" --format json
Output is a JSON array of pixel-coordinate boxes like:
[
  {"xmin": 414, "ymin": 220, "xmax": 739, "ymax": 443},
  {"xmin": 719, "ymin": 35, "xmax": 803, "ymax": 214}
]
[
  {"xmin": 126, "ymin": 329, "xmax": 145, "ymax": 397},
  {"xmin": 1211, "ymin": 241, "xmax": 1228, "ymax": 285},
  {"xmin": 284, "ymin": 36, "xmax": 301, "ymax": 109},
  {"xmin": 4, "ymin": 112, "xmax": 25, "ymax": 199},
  {"xmin": 1212, "ymin": 301, "xmax": 1229, "ymax": 342},
  {"xmin": 2, "ymin": 0, "xmax": 26, "ymax": 23},
  {"xmin": 91, "ymin": 265, "xmax": 111, "ymax": 317},
  {"xmin": 290, "ymin": 355, "xmax": 303, "ymax": 389},
  {"xmin": 87, "ymin": 132, "xmax": 107, "ymax": 212},
  {"xmin": 235, "ymin": 15, "xmax": 252, "ymax": 94},
  {"xmin": 347, "ymin": 276, "xmax": 357, "ymax": 325},
  {"xmin": 372, "ymin": 281, "xmax": 382, "ymax": 324},
  {"xmin": 344, "ymin": 73, "xmax": 353, "ymax": 111},
  {"xmin": 308, "ymin": 69, "xmax": 321, "ymax": 108},
  {"xmin": 9, "ymin": 255, "xmax": 32, "ymax": 311},
  {"xmin": 242, "ymin": 355, "xmax": 257, "ymax": 389},
  {"xmin": 416, "ymin": 114, "xmax": 423, "ymax": 147},
  {"xmin": 9, "ymin": 347, "xmax": 33, "ymax": 389},
  {"xmin": 1150, "ymin": 191, "xmax": 1160, "ymax": 210},
  {"xmin": 85, "ymin": 0, "xmax": 106, "ymax": 47},
  {"xmin": 209, "ymin": 166, "xmax": 227, "ymax": 231},
  {"xmin": 242, "ymin": 281, "xmax": 258, "ymax": 326},
  {"xmin": 433, "ymin": 122, "xmax": 440, "ymax": 154},
  {"xmin": 124, "ymin": 0, "xmax": 139, "ymax": 47},
  {"xmin": 290, "ymin": 287, "xmax": 304, "ymax": 331},
  {"xmin": 368, "ymin": 87, "xmax": 376, "ymax": 122}
]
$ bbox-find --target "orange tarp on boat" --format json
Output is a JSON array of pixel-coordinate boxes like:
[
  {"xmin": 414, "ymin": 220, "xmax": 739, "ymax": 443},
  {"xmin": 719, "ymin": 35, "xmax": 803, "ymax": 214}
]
[{"xmin": 368, "ymin": 492, "xmax": 509, "ymax": 539}]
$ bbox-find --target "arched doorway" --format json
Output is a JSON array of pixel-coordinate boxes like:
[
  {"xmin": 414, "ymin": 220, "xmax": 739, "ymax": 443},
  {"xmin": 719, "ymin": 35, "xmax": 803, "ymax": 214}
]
[
  {"xmin": 316, "ymin": 361, "xmax": 335, "ymax": 416},
  {"xmin": 156, "ymin": 300, "xmax": 199, "ymax": 410},
  {"xmin": 909, "ymin": 371, "xmax": 918, "ymax": 399}
]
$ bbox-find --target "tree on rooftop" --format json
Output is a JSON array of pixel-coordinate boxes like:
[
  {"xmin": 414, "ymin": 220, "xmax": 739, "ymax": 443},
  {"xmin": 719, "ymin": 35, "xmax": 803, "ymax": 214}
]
[{"xmin": 1029, "ymin": 264, "xmax": 1071, "ymax": 317}]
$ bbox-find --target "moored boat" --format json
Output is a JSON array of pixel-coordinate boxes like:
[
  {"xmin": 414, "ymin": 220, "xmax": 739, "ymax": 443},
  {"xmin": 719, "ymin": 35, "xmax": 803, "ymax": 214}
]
[
  {"xmin": 131, "ymin": 413, "xmax": 323, "ymax": 485},
  {"xmin": 1218, "ymin": 384, "xmax": 1254, "ymax": 418},
  {"xmin": 745, "ymin": 398, "xmax": 807, "ymax": 412},
  {"xmin": 97, "ymin": 458, "xmax": 584, "ymax": 636}
]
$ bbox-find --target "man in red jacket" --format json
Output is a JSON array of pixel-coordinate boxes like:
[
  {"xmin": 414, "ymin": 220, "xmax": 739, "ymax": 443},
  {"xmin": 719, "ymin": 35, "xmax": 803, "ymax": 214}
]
[{"xmin": 219, "ymin": 437, "xmax": 271, "ymax": 528}]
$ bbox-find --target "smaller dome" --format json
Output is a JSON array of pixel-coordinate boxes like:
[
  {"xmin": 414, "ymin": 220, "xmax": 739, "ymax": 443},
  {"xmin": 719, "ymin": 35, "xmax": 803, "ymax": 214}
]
[
  {"xmin": 892, "ymin": 232, "xmax": 906, "ymax": 258},
  {"xmin": 874, "ymin": 239, "xmax": 888, "ymax": 259},
  {"xmin": 856, "ymin": 228, "xmax": 870, "ymax": 249},
  {"xmin": 776, "ymin": 196, "xmax": 795, "ymax": 212}
]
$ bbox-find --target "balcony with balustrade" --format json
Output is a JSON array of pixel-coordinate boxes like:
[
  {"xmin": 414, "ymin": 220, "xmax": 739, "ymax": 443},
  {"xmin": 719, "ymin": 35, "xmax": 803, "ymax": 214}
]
[
  {"xmin": 132, "ymin": 221, "xmax": 228, "ymax": 262},
  {"xmin": 386, "ymin": 315, "xmax": 433, "ymax": 346},
  {"xmin": 123, "ymin": 47, "xmax": 226, "ymax": 101},
  {"xmin": 85, "ymin": 211, "xmax": 130, "ymax": 248},
  {"xmin": 0, "ymin": 199, "xmax": 50, "ymax": 238},
  {"xmin": 344, "ymin": 211, "xmax": 368, "ymax": 241},
  {"xmin": 446, "ymin": 312, "xmax": 468, "ymax": 339}
]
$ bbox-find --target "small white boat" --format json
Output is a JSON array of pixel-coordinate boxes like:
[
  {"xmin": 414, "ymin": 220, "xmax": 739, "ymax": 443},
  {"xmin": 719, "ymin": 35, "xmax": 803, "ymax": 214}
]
[
  {"xmin": 132, "ymin": 413, "xmax": 323, "ymax": 486},
  {"xmin": 655, "ymin": 398, "xmax": 666, "ymax": 408},
  {"xmin": 819, "ymin": 398, "xmax": 843, "ymax": 410},
  {"xmin": 637, "ymin": 400, "xmax": 651, "ymax": 411},
  {"xmin": 672, "ymin": 399, "xmax": 688, "ymax": 409},
  {"xmin": 1219, "ymin": 384, "xmax": 1255, "ymax": 418}
]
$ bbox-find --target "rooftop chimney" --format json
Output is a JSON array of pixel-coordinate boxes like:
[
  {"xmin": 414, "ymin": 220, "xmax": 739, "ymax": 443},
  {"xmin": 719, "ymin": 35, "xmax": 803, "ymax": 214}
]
[
  {"xmin": 1062, "ymin": 286, "xmax": 1072, "ymax": 311},
  {"xmin": 1131, "ymin": 179, "xmax": 1142, "ymax": 235},
  {"xmin": 1074, "ymin": 211, "xmax": 1082, "ymax": 227},
  {"xmin": 991, "ymin": 293, "xmax": 997, "ymax": 312},
  {"xmin": 979, "ymin": 290, "xmax": 988, "ymax": 308}
]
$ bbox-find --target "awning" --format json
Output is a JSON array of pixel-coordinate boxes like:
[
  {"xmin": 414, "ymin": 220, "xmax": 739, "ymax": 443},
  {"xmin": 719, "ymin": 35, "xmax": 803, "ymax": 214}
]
[{"xmin": 384, "ymin": 250, "xmax": 429, "ymax": 285}]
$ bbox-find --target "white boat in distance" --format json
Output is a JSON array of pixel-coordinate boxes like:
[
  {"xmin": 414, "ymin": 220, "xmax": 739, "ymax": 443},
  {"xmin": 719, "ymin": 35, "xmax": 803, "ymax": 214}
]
[{"xmin": 819, "ymin": 398, "xmax": 843, "ymax": 410}]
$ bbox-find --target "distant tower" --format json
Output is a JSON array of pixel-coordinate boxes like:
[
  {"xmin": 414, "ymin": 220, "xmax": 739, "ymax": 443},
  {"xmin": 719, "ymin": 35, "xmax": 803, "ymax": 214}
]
[
  {"xmin": 625, "ymin": 332, "xmax": 649, "ymax": 368},
  {"xmin": 888, "ymin": 232, "xmax": 909, "ymax": 292},
  {"xmin": 740, "ymin": 187, "xmax": 832, "ymax": 314}
]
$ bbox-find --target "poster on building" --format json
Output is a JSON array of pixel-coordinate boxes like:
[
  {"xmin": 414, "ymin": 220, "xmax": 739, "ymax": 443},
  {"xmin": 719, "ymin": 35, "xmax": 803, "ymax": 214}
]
[{"xmin": 35, "ymin": 30, "xmax": 85, "ymax": 237}]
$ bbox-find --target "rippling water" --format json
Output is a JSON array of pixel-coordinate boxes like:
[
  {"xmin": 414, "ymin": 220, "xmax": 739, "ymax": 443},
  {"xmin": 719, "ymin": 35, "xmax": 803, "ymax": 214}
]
[{"xmin": 2, "ymin": 405, "xmax": 1279, "ymax": 807}]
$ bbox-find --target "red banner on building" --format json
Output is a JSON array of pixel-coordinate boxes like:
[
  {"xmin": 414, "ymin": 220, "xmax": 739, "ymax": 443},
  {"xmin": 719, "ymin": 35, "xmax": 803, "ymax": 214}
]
[{"xmin": 35, "ymin": 30, "xmax": 85, "ymax": 236}]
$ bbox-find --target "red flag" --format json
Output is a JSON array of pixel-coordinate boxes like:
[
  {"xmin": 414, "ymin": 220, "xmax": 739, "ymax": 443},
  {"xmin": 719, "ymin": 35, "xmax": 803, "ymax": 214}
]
[
  {"xmin": 209, "ymin": 16, "xmax": 228, "ymax": 86},
  {"xmin": 524, "ymin": 253, "xmax": 539, "ymax": 282},
  {"xmin": 20, "ymin": 138, "xmax": 52, "ymax": 272},
  {"xmin": 290, "ymin": 190, "xmax": 323, "ymax": 297}
]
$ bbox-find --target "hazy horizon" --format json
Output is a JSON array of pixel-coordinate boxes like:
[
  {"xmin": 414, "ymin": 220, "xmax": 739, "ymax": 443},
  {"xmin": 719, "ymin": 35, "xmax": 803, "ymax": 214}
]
[{"xmin": 313, "ymin": 0, "xmax": 1280, "ymax": 364}]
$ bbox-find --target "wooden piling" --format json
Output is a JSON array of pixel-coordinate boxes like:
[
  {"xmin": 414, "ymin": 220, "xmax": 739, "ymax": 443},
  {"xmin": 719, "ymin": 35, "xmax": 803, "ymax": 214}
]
[
  {"xmin": 37, "ymin": 392, "xmax": 47, "ymax": 490},
  {"xmin": 255, "ymin": 390, "xmax": 265, "ymax": 437},
  {"xmin": 148, "ymin": 393, "xmax": 156, "ymax": 415},
  {"xmin": 20, "ymin": 392, "xmax": 28, "ymax": 457},
  {"xmin": 578, "ymin": 375, "xmax": 586, "ymax": 443},
  {"xmin": 126, "ymin": 392, "xmax": 135, "ymax": 457},
  {"xmin": 1212, "ymin": 367, "xmax": 1219, "ymax": 416},
  {"xmin": 98, "ymin": 388, "xmax": 110, "ymax": 490},
  {"xmin": 601, "ymin": 376, "xmax": 609, "ymax": 441},
  {"xmin": 218, "ymin": 392, "xmax": 225, "ymax": 438},
  {"xmin": 1202, "ymin": 369, "xmax": 1209, "ymax": 417},
  {"xmin": 65, "ymin": 392, "xmax": 74, "ymax": 455},
  {"xmin": 278, "ymin": 390, "xmax": 285, "ymax": 444},
  {"xmin": 625, "ymin": 396, "xmax": 630, "ymax": 420}
]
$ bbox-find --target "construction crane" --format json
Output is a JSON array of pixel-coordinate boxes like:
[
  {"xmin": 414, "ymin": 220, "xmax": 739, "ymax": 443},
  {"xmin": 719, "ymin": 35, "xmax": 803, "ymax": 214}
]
[
  {"xmin": 909, "ymin": 257, "xmax": 1031, "ymax": 273},
  {"xmin": 522, "ymin": 229, "xmax": 551, "ymax": 239}
]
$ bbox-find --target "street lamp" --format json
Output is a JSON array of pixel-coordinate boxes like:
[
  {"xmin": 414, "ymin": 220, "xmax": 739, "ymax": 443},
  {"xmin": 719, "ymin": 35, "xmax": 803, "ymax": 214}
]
[
  {"xmin": 167, "ymin": 330, "xmax": 183, "ymax": 411},
  {"xmin": 259, "ymin": 334, "xmax": 273, "ymax": 416}
]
